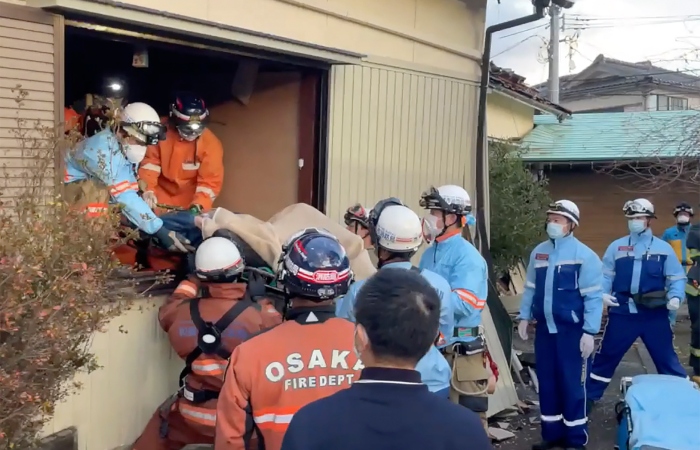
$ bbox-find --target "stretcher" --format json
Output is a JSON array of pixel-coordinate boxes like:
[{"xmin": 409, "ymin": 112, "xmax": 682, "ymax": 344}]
[{"xmin": 615, "ymin": 374, "xmax": 700, "ymax": 450}]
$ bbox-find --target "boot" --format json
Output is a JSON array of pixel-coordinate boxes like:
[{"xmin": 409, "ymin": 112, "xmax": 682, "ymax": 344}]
[{"xmin": 531, "ymin": 441, "xmax": 564, "ymax": 450}]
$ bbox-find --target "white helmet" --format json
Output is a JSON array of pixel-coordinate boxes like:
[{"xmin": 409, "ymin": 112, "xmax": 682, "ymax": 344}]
[
  {"xmin": 374, "ymin": 205, "xmax": 423, "ymax": 252},
  {"xmin": 118, "ymin": 102, "xmax": 165, "ymax": 146},
  {"xmin": 546, "ymin": 199, "xmax": 580, "ymax": 225},
  {"xmin": 420, "ymin": 184, "xmax": 472, "ymax": 215},
  {"xmin": 194, "ymin": 236, "xmax": 245, "ymax": 281},
  {"xmin": 623, "ymin": 198, "xmax": 656, "ymax": 218}
]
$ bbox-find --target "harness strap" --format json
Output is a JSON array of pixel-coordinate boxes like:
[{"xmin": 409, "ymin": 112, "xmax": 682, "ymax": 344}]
[{"xmin": 178, "ymin": 295, "xmax": 254, "ymax": 387}]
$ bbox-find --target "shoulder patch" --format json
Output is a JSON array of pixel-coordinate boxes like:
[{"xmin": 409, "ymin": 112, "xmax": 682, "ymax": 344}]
[
  {"xmin": 618, "ymin": 246, "xmax": 634, "ymax": 252},
  {"xmin": 535, "ymin": 253, "xmax": 549, "ymax": 261}
]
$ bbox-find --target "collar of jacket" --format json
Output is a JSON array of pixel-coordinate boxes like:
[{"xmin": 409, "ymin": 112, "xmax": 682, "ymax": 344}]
[
  {"xmin": 435, "ymin": 228, "xmax": 462, "ymax": 243},
  {"xmin": 630, "ymin": 227, "xmax": 653, "ymax": 245},
  {"xmin": 285, "ymin": 305, "xmax": 335, "ymax": 324},
  {"xmin": 380, "ymin": 261, "xmax": 413, "ymax": 270},
  {"xmin": 356, "ymin": 367, "xmax": 422, "ymax": 385},
  {"xmin": 549, "ymin": 232, "xmax": 576, "ymax": 248},
  {"xmin": 678, "ymin": 223, "xmax": 690, "ymax": 232},
  {"xmin": 204, "ymin": 283, "xmax": 246, "ymax": 299}
]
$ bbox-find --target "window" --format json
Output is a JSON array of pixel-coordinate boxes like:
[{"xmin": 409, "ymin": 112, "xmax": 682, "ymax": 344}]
[{"xmin": 657, "ymin": 95, "xmax": 688, "ymax": 111}]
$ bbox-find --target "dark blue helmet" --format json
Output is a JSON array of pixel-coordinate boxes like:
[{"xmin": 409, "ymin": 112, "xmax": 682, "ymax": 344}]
[
  {"xmin": 278, "ymin": 228, "xmax": 353, "ymax": 301},
  {"xmin": 170, "ymin": 92, "xmax": 209, "ymax": 140}
]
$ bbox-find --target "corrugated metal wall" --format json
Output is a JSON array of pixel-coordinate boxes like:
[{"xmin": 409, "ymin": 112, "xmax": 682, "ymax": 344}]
[
  {"xmin": 325, "ymin": 64, "xmax": 478, "ymax": 221},
  {"xmin": 0, "ymin": 7, "xmax": 57, "ymax": 205}
]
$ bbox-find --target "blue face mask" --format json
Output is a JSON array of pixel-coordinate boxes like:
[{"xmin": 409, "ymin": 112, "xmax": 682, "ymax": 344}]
[
  {"xmin": 628, "ymin": 219, "xmax": 646, "ymax": 234},
  {"xmin": 546, "ymin": 222, "xmax": 566, "ymax": 240},
  {"xmin": 466, "ymin": 214, "xmax": 476, "ymax": 227}
]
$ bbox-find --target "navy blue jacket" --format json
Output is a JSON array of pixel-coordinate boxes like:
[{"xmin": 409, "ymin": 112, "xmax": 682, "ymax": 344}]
[{"xmin": 280, "ymin": 367, "xmax": 493, "ymax": 450}]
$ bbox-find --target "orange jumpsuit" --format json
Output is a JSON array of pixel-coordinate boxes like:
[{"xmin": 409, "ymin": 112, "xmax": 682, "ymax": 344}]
[
  {"xmin": 132, "ymin": 278, "xmax": 282, "ymax": 450},
  {"xmin": 64, "ymin": 107, "xmax": 82, "ymax": 134},
  {"xmin": 138, "ymin": 127, "xmax": 224, "ymax": 211},
  {"xmin": 215, "ymin": 306, "xmax": 363, "ymax": 450}
]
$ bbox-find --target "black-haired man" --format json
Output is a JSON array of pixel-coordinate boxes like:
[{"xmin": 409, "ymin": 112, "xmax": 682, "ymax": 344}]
[{"xmin": 281, "ymin": 268, "xmax": 493, "ymax": 450}]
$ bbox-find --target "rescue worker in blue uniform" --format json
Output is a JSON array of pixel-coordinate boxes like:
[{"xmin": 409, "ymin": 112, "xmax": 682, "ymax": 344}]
[
  {"xmin": 335, "ymin": 199, "xmax": 454, "ymax": 397},
  {"xmin": 661, "ymin": 202, "xmax": 694, "ymax": 326},
  {"xmin": 518, "ymin": 200, "xmax": 603, "ymax": 450},
  {"xmin": 588, "ymin": 199, "xmax": 687, "ymax": 407},
  {"xmin": 64, "ymin": 102, "xmax": 191, "ymax": 253},
  {"xmin": 418, "ymin": 185, "xmax": 490, "ymax": 429}
]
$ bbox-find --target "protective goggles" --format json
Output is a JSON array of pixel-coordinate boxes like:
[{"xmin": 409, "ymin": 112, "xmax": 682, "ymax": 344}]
[
  {"xmin": 623, "ymin": 200, "xmax": 654, "ymax": 217},
  {"xmin": 419, "ymin": 186, "xmax": 471, "ymax": 214},
  {"xmin": 343, "ymin": 204, "xmax": 369, "ymax": 227},
  {"xmin": 127, "ymin": 121, "xmax": 166, "ymax": 145},
  {"xmin": 547, "ymin": 202, "xmax": 579, "ymax": 223},
  {"xmin": 674, "ymin": 206, "xmax": 694, "ymax": 216}
]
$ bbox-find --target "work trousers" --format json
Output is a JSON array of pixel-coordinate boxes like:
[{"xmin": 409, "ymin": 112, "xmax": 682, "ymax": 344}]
[
  {"xmin": 131, "ymin": 408, "xmax": 214, "ymax": 450},
  {"xmin": 689, "ymin": 295, "xmax": 700, "ymax": 377},
  {"xmin": 587, "ymin": 309, "xmax": 686, "ymax": 402},
  {"xmin": 535, "ymin": 325, "xmax": 589, "ymax": 448}
]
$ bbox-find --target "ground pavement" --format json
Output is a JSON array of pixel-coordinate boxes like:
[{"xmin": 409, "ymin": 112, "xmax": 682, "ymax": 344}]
[{"xmin": 495, "ymin": 306, "xmax": 693, "ymax": 450}]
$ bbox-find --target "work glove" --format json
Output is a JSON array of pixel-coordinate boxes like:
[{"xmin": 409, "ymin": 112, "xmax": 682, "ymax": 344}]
[
  {"xmin": 153, "ymin": 226, "xmax": 195, "ymax": 253},
  {"xmin": 142, "ymin": 191, "xmax": 158, "ymax": 209},
  {"xmin": 603, "ymin": 293, "xmax": 619, "ymax": 307},
  {"xmin": 246, "ymin": 270, "xmax": 268, "ymax": 301},
  {"xmin": 580, "ymin": 333, "xmax": 595, "ymax": 359},
  {"xmin": 667, "ymin": 297, "xmax": 681, "ymax": 311},
  {"xmin": 517, "ymin": 320, "xmax": 529, "ymax": 341}
]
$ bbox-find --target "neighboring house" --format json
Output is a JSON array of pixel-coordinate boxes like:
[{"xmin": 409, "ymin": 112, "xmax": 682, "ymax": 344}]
[
  {"xmin": 520, "ymin": 110, "xmax": 700, "ymax": 255},
  {"xmin": 487, "ymin": 63, "xmax": 570, "ymax": 139},
  {"xmin": 534, "ymin": 54, "xmax": 700, "ymax": 114},
  {"xmin": 0, "ymin": 1, "xmax": 520, "ymax": 449}
]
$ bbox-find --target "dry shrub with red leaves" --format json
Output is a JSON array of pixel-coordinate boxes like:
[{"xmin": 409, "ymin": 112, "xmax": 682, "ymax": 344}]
[{"xmin": 0, "ymin": 88, "xmax": 131, "ymax": 448}]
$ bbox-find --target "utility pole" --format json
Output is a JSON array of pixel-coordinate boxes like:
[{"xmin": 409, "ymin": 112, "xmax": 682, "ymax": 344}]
[{"xmin": 547, "ymin": 5, "xmax": 560, "ymax": 103}]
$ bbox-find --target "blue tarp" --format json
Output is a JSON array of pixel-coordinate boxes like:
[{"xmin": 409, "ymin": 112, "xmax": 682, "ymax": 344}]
[
  {"xmin": 625, "ymin": 374, "xmax": 700, "ymax": 450},
  {"xmin": 159, "ymin": 211, "xmax": 203, "ymax": 247}
]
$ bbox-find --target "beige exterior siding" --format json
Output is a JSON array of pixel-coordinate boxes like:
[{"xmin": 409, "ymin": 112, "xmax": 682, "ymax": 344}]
[
  {"xmin": 486, "ymin": 92, "xmax": 535, "ymax": 139},
  {"xmin": 41, "ymin": 297, "xmax": 182, "ymax": 450},
  {"xmin": 0, "ymin": 6, "xmax": 58, "ymax": 205},
  {"xmin": 109, "ymin": 0, "xmax": 485, "ymax": 77},
  {"xmin": 326, "ymin": 64, "xmax": 479, "ymax": 222}
]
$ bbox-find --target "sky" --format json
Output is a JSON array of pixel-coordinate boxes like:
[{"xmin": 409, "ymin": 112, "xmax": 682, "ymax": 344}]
[{"xmin": 487, "ymin": 0, "xmax": 700, "ymax": 86}]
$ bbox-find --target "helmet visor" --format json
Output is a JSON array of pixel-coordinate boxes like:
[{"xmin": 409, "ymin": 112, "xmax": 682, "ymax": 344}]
[{"xmin": 623, "ymin": 200, "xmax": 654, "ymax": 218}]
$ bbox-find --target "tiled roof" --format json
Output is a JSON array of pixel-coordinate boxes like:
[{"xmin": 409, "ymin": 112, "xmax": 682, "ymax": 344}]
[
  {"xmin": 535, "ymin": 54, "xmax": 700, "ymax": 97},
  {"xmin": 520, "ymin": 110, "xmax": 700, "ymax": 162},
  {"xmin": 489, "ymin": 63, "xmax": 571, "ymax": 116}
]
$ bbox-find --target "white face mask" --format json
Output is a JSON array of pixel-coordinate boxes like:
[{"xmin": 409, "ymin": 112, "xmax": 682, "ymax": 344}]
[
  {"xmin": 546, "ymin": 222, "xmax": 567, "ymax": 240},
  {"xmin": 124, "ymin": 144, "xmax": 147, "ymax": 164},
  {"xmin": 421, "ymin": 215, "xmax": 440, "ymax": 243},
  {"xmin": 628, "ymin": 219, "xmax": 647, "ymax": 234},
  {"xmin": 677, "ymin": 215, "xmax": 690, "ymax": 224}
]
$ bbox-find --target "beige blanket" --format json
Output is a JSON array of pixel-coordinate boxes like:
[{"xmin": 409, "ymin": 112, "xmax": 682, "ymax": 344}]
[{"xmin": 201, "ymin": 203, "xmax": 377, "ymax": 281}]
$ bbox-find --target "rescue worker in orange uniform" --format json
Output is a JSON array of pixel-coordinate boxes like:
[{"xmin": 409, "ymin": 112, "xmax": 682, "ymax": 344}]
[
  {"xmin": 215, "ymin": 228, "xmax": 363, "ymax": 450},
  {"xmin": 139, "ymin": 92, "xmax": 224, "ymax": 215},
  {"xmin": 131, "ymin": 233, "xmax": 282, "ymax": 450},
  {"xmin": 64, "ymin": 105, "xmax": 82, "ymax": 135}
]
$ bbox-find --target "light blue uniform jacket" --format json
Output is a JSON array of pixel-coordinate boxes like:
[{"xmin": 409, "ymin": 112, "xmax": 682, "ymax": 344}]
[
  {"xmin": 419, "ymin": 233, "xmax": 488, "ymax": 344},
  {"xmin": 520, "ymin": 233, "xmax": 604, "ymax": 335},
  {"xmin": 335, "ymin": 261, "xmax": 453, "ymax": 392},
  {"xmin": 601, "ymin": 228, "xmax": 686, "ymax": 315},
  {"xmin": 64, "ymin": 129, "xmax": 163, "ymax": 234}
]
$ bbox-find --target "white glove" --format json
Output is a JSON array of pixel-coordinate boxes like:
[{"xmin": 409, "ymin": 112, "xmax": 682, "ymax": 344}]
[
  {"xmin": 580, "ymin": 333, "xmax": 595, "ymax": 359},
  {"xmin": 517, "ymin": 320, "xmax": 529, "ymax": 341},
  {"xmin": 603, "ymin": 293, "xmax": 619, "ymax": 307},
  {"xmin": 142, "ymin": 191, "xmax": 158, "ymax": 209},
  {"xmin": 667, "ymin": 297, "xmax": 681, "ymax": 311}
]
